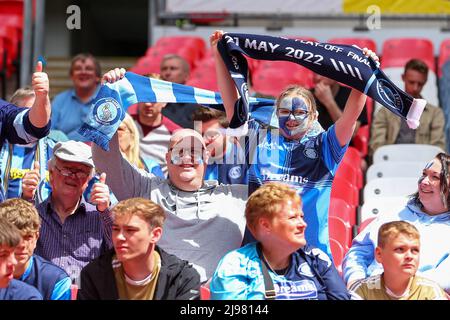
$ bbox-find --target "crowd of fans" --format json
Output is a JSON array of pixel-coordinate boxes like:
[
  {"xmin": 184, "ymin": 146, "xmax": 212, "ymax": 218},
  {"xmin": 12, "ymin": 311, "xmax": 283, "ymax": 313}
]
[{"xmin": 0, "ymin": 30, "xmax": 449, "ymax": 301}]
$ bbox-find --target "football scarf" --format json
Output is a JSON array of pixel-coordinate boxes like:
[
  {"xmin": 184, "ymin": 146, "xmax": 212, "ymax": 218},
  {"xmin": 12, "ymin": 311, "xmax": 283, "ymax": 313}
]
[
  {"xmin": 78, "ymin": 72, "xmax": 279, "ymax": 150},
  {"xmin": 217, "ymin": 33, "xmax": 426, "ymax": 130}
]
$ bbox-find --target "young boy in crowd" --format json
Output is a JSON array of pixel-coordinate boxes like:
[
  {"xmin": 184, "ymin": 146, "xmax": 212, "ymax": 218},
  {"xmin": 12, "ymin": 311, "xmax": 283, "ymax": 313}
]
[
  {"xmin": 0, "ymin": 198, "xmax": 71, "ymax": 299},
  {"xmin": 349, "ymin": 221, "xmax": 446, "ymax": 300},
  {"xmin": 0, "ymin": 217, "xmax": 42, "ymax": 299}
]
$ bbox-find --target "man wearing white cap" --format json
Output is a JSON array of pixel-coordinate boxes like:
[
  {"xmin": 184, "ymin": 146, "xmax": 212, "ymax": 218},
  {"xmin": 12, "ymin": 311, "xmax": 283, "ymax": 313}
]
[
  {"xmin": 34, "ymin": 140, "xmax": 112, "ymax": 285},
  {"xmin": 93, "ymin": 124, "xmax": 247, "ymax": 282}
]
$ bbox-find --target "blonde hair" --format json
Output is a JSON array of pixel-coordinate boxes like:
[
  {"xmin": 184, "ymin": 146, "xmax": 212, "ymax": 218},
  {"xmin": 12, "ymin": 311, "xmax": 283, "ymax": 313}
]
[
  {"xmin": 245, "ymin": 182, "xmax": 301, "ymax": 232},
  {"xmin": 0, "ymin": 198, "xmax": 41, "ymax": 235},
  {"xmin": 120, "ymin": 113, "xmax": 145, "ymax": 170},
  {"xmin": 112, "ymin": 198, "xmax": 166, "ymax": 229},
  {"xmin": 377, "ymin": 221, "xmax": 420, "ymax": 248},
  {"xmin": 276, "ymin": 85, "xmax": 317, "ymax": 113}
]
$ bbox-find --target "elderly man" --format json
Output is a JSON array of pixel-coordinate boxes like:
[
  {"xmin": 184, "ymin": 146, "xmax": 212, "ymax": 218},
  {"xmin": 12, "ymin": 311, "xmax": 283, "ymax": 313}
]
[
  {"xmin": 34, "ymin": 140, "xmax": 112, "ymax": 285},
  {"xmin": 93, "ymin": 115, "xmax": 247, "ymax": 281}
]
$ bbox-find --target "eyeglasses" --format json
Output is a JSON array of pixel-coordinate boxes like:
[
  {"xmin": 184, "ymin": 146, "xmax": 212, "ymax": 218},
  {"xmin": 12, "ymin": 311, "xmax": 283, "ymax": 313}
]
[
  {"xmin": 277, "ymin": 108, "xmax": 309, "ymax": 120},
  {"xmin": 54, "ymin": 165, "xmax": 90, "ymax": 179},
  {"xmin": 204, "ymin": 129, "xmax": 221, "ymax": 141},
  {"xmin": 169, "ymin": 147, "xmax": 204, "ymax": 165}
]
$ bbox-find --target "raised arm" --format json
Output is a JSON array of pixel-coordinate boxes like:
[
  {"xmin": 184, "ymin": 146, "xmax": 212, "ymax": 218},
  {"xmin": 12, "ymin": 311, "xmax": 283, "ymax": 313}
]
[
  {"xmin": 334, "ymin": 89, "xmax": 366, "ymax": 146},
  {"xmin": 210, "ymin": 30, "xmax": 240, "ymax": 123},
  {"xmin": 28, "ymin": 61, "xmax": 51, "ymax": 128},
  {"xmin": 334, "ymin": 48, "xmax": 378, "ymax": 146}
]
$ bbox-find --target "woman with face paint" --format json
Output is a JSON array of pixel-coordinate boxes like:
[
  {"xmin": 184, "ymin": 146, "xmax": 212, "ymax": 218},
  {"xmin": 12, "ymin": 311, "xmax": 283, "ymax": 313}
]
[
  {"xmin": 211, "ymin": 30, "xmax": 377, "ymax": 258},
  {"xmin": 343, "ymin": 153, "xmax": 450, "ymax": 297}
]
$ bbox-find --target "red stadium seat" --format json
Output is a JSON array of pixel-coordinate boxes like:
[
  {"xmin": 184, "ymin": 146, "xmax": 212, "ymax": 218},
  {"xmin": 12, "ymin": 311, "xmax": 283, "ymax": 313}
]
[
  {"xmin": 329, "ymin": 237, "xmax": 345, "ymax": 274},
  {"xmin": 252, "ymin": 63, "xmax": 314, "ymax": 97},
  {"xmin": 438, "ymin": 39, "xmax": 450, "ymax": 78},
  {"xmin": 328, "ymin": 37, "xmax": 377, "ymax": 52},
  {"xmin": 341, "ymin": 146, "xmax": 363, "ymax": 188},
  {"xmin": 186, "ymin": 57, "xmax": 219, "ymax": 91},
  {"xmin": 357, "ymin": 217, "xmax": 376, "ymax": 234},
  {"xmin": 331, "ymin": 177, "xmax": 359, "ymax": 207},
  {"xmin": 335, "ymin": 161, "xmax": 360, "ymax": 191},
  {"xmin": 70, "ymin": 284, "xmax": 78, "ymax": 300},
  {"xmin": 352, "ymin": 125, "xmax": 369, "ymax": 159},
  {"xmin": 329, "ymin": 197, "xmax": 356, "ymax": 226},
  {"xmin": 200, "ymin": 282, "xmax": 211, "ymax": 300},
  {"xmin": 381, "ymin": 38, "xmax": 435, "ymax": 71},
  {"xmin": 329, "ymin": 216, "xmax": 352, "ymax": 250}
]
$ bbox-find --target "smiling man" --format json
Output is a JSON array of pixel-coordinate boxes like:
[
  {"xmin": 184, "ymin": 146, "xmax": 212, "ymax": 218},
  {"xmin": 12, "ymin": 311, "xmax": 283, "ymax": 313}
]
[
  {"xmin": 93, "ymin": 123, "xmax": 248, "ymax": 281},
  {"xmin": 51, "ymin": 53, "xmax": 102, "ymax": 141},
  {"xmin": 35, "ymin": 140, "xmax": 112, "ymax": 286},
  {"xmin": 78, "ymin": 197, "xmax": 200, "ymax": 300}
]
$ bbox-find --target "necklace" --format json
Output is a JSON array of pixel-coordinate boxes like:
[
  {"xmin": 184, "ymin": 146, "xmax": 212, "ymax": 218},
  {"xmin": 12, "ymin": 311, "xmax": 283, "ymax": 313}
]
[{"xmin": 261, "ymin": 251, "xmax": 290, "ymax": 276}]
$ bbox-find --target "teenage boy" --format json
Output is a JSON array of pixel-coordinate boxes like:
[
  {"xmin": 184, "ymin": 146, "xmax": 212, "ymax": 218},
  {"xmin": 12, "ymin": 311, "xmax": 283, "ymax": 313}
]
[
  {"xmin": 78, "ymin": 197, "xmax": 200, "ymax": 300},
  {"xmin": 0, "ymin": 217, "xmax": 42, "ymax": 299},
  {"xmin": 349, "ymin": 221, "xmax": 446, "ymax": 300},
  {"xmin": 0, "ymin": 198, "xmax": 71, "ymax": 299}
]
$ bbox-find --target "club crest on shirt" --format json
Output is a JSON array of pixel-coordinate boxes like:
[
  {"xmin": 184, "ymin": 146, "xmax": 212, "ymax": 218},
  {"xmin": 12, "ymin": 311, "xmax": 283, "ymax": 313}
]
[
  {"xmin": 93, "ymin": 97, "xmax": 121, "ymax": 125},
  {"xmin": 298, "ymin": 262, "xmax": 315, "ymax": 277},
  {"xmin": 228, "ymin": 166, "xmax": 242, "ymax": 179},
  {"xmin": 304, "ymin": 148, "xmax": 318, "ymax": 159}
]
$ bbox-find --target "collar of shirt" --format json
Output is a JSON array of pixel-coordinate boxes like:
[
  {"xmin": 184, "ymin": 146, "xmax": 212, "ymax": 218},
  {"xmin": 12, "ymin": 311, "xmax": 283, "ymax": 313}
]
[{"xmin": 70, "ymin": 85, "xmax": 101, "ymax": 105}]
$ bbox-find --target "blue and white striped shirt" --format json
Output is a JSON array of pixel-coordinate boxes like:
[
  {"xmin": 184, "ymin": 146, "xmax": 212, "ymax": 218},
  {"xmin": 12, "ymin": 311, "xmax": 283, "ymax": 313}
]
[{"xmin": 35, "ymin": 196, "xmax": 113, "ymax": 285}]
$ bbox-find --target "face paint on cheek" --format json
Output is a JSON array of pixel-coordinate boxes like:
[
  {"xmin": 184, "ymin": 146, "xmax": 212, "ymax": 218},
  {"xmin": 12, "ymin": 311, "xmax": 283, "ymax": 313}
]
[
  {"xmin": 278, "ymin": 96, "xmax": 310, "ymax": 137},
  {"xmin": 424, "ymin": 161, "xmax": 434, "ymax": 170},
  {"xmin": 170, "ymin": 152, "xmax": 204, "ymax": 165},
  {"xmin": 418, "ymin": 176, "xmax": 425, "ymax": 185}
]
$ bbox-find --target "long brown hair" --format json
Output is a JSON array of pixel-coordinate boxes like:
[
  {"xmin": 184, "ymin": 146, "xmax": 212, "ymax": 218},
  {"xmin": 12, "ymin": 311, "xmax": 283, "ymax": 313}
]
[{"xmin": 411, "ymin": 152, "xmax": 450, "ymax": 209}]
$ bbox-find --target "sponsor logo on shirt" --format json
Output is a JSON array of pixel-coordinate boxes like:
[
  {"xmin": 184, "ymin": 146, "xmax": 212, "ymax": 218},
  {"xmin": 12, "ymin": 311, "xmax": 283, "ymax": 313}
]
[
  {"xmin": 228, "ymin": 166, "xmax": 242, "ymax": 179},
  {"xmin": 274, "ymin": 279, "xmax": 318, "ymax": 300}
]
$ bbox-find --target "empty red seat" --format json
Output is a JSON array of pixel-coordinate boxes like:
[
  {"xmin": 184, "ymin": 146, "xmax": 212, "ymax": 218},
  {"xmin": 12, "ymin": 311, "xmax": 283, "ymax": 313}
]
[
  {"xmin": 352, "ymin": 125, "xmax": 369, "ymax": 159},
  {"xmin": 341, "ymin": 146, "xmax": 363, "ymax": 188},
  {"xmin": 200, "ymin": 282, "xmax": 211, "ymax": 300},
  {"xmin": 252, "ymin": 62, "xmax": 314, "ymax": 97},
  {"xmin": 335, "ymin": 161, "xmax": 361, "ymax": 191},
  {"xmin": 186, "ymin": 57, "xmax": 218, "ymax": 91},
  {"xmin": 331, "ymin": 177, "xmax": 359, "ymax": 207},
  {"xmin": 329, "ymin": 215, "xmax": 352, "ymax": 250},
  {"xmin": 329, "ymin": 197, "xmax": 356, "ymax": 226},
  {"xmin": 330, "ymin": 237, "xmax": 345, "ymax": 274},
  {"xmin": 381, "ymin": 38, "xmax": 435, "ymax": 72},
  {"xmin": 328, "ymin": 37, "xmax": 377, "ymax": 52}
]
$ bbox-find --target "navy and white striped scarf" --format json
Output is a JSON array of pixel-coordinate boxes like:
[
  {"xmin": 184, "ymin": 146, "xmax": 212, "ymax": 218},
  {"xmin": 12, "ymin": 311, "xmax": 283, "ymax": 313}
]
[{"xmin": 217, "ymin": 33, "xmax": 426, "ymax": 129}]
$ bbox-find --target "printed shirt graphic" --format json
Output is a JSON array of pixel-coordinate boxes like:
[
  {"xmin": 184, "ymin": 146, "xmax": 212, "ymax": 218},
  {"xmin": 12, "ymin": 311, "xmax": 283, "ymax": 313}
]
[
  {"xmin": 0, "ymin": 138, "xmax": 54, "ymax": 200},
  {"xmin": 247, "ymin": 120, "xmax": 347, "ymax": 256}
]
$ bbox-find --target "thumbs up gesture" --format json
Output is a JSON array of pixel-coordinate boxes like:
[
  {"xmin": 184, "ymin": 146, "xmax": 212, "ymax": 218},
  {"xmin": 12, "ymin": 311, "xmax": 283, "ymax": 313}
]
[
  {"xmin": 32, "ymin": 61, "xmax": 49, "ymax": 98},
  {"xmin": 21, "ymin": 161, "xmax": 41, "ymax": 201},
  {"xmin": 89, "ymin": 172, "xmax": 110, "ymax": 212}
]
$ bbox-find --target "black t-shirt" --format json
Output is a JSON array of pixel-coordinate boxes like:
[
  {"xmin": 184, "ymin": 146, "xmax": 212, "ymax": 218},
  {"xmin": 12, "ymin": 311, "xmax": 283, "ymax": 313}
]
[{"xmin": 313, "ymin": 85, "xmax": 368, "ymax": 131}]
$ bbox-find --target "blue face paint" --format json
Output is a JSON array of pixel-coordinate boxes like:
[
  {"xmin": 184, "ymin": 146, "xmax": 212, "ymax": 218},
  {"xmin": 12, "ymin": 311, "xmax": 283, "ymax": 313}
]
[
  {"xmin": 170, "ymin": 148, "xmax": 204, "ymax": 165},
  {"xmin": 277, "ymin": 96, "xmax": 310, "ymax": 137}
]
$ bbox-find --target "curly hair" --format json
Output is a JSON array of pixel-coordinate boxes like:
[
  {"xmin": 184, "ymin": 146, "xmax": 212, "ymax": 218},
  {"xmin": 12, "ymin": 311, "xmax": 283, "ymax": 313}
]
[{"xmin": 112, "ymin": 198, "xmax": 166, "ymax": 229}]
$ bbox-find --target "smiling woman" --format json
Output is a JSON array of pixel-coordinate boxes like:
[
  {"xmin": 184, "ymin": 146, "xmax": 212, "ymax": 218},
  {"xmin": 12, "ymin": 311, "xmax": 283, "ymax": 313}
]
[{"xmin": 343, "ymin": 152, "xmax": 450, "ymax": 296}]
